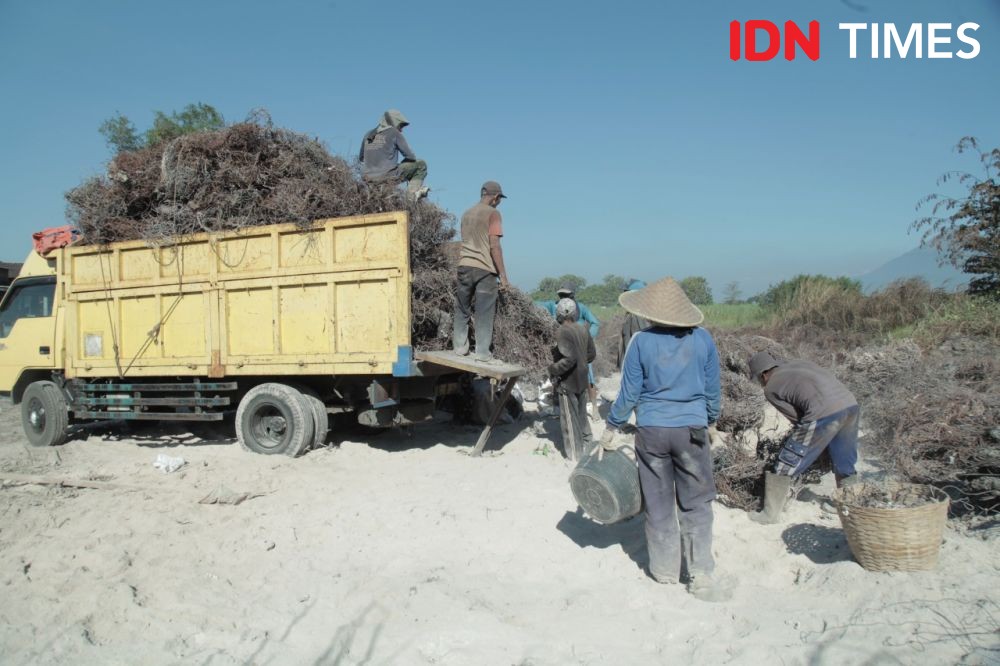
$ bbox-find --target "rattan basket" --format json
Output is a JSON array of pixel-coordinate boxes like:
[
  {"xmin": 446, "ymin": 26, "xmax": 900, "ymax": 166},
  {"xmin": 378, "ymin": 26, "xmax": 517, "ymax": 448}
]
[{"xmin": 834, "ymin": 482, "xmax": 950, "ymax": 572}]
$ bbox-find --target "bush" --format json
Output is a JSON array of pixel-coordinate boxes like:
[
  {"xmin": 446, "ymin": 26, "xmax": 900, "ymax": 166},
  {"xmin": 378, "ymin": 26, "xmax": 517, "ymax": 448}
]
[
  {"xmin": 912, "ymin": 295, "xmax": 1000, "ymax": 347},
  {"xmin": 757, "ymin": 275, "xmax": 861, "ymax": 312},
  {"xmin": 770, "ymin": 278, "xmax": 947, "ymax": 337}
]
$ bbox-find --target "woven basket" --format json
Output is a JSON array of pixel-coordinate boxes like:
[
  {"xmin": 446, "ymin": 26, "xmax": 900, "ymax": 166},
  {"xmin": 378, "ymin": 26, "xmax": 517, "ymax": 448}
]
[{"xmin": 834, "ymin": 482, "xmax": 949, "ymax": 572}]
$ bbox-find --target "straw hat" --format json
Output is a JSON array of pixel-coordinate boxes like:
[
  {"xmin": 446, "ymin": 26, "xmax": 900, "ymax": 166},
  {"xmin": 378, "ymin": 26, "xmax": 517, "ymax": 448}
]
[{"xmin": 618, "ymin": 277, "xmax": 704, "ymax": 328}]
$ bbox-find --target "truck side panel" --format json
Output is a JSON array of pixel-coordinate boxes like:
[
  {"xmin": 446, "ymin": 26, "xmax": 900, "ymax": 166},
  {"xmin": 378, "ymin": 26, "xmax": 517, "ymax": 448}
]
[{"xmin": 61, "ymin": 213, "xmax": 411, "ymax": 379}]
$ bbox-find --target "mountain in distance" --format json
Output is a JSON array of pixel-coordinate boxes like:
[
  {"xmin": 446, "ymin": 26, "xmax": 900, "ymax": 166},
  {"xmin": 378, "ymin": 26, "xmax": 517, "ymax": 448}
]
[{"xmin": 858, "ymin": 246, "xmax": 968, "ymax": 294}]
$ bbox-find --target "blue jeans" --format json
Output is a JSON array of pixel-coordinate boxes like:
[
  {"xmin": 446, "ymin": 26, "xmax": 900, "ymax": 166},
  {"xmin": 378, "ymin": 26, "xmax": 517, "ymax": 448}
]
[{"xmin": 774, "ymin": 405, "xmax": 859, "ymax": 477}]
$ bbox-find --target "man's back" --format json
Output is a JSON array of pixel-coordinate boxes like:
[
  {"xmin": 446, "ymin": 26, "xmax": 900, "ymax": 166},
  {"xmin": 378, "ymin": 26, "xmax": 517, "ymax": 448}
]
[
  {"xmin": 361, "ymin": 127, "xmax": 414, "ymax": 179},
  {"xmin": 610, "ymin": 327, "xmax": 721, "ymax": 429},
  {"xmin": 765, "ymin": 360, "xmax": 857, "ymax": 424},
  {"xmin": 554, "ymin": 322, "xmax": 595, "ymax": 394},
  {"xmin": 459, "ymin": 202, "xmax": 500, "ymax": 274}
]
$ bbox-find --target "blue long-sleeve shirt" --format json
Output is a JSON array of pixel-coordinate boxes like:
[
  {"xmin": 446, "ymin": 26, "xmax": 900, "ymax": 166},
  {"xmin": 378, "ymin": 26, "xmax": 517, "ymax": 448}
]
[
  {"xmin": 607, "ymin": 327, "xmax": 721, "ymax": 430},
  {"xmin": 536, "ymin": 299, "xmax": 600, "ymax": 338}
]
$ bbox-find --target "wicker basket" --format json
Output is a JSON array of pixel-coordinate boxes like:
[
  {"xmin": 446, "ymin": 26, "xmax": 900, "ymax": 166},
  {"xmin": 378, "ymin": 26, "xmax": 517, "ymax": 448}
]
[{"xmin": 834, "ymin": 482, "xmax": 950, "ymax": 572}]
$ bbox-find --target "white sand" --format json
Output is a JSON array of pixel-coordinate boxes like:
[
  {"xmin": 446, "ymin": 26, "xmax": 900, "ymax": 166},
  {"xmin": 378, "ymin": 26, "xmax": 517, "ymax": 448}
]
[{"xmin": 0, "ymin": 398, "xmax": 997, "ymax": 665}]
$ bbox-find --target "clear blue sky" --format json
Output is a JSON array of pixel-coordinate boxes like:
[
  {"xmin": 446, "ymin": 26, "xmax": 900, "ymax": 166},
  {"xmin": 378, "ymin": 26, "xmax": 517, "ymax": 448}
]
[{"xmin": 1, "ymin": 0, "xmax": 997, "ymax": 296}]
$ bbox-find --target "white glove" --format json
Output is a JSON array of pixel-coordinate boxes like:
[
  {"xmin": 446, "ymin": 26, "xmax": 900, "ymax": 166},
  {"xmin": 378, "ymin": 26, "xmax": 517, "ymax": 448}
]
[{"xmin": 600, "ymin": 428, "xmax": 619, "ymax": 451}]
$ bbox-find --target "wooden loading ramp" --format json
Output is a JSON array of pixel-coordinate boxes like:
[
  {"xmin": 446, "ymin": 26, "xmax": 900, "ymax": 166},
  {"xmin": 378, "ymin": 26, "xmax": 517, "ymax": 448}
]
[{"xmin": 414, "ymin": 350, "xmax": 527, "ymax": 457}]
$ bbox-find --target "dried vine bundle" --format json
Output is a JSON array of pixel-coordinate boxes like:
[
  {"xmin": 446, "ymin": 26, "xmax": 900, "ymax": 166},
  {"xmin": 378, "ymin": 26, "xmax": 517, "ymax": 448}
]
[{"xmin": 64, "ymin": 114, "xmax": 553, "ymax": 369}]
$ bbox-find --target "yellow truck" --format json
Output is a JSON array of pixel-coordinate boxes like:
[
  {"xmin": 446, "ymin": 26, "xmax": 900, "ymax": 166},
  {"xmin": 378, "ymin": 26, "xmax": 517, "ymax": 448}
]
[{"xmin": 0, "ymin": 212, "xmax": 523, "ymax": 456}]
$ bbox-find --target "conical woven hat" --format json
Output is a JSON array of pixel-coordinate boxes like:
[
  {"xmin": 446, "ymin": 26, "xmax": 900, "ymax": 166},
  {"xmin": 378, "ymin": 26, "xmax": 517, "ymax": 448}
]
[{"xmin": 618, "ymin": 277, "xmax": 704, "ymax": 328}]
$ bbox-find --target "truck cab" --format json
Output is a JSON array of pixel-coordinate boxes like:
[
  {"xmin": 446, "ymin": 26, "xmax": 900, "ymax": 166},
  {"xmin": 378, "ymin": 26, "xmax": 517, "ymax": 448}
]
[{"xmin": 0, "ymin": 251, "xmax": 59, "ymax": 402}]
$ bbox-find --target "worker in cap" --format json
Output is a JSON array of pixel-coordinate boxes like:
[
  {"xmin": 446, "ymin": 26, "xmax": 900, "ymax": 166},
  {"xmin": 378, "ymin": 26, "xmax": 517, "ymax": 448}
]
[
  {"xmin": 548, "ymin": 298, "xmax": 597, "ymax": 460},
  {"xmin": 453, "ymin": 181, "xmax": 510, "ymax": 363},
  {"xmin": 616, "ymin": 279, "xmax": 649, "ymax": 370},
  {"xmin": 747, "ymin": 351, "xmax": 861, "ymax": 524},
  {"xmin": 359, "ymin": 109, "xmax": 429, "ymax": 200},
  {"xmin": 600, "ymin": 277, "xmax": 729, "ymax": 602},
  {"xmin": 536, "ymin": 284, "xmax": 600, "ymax": 414}
]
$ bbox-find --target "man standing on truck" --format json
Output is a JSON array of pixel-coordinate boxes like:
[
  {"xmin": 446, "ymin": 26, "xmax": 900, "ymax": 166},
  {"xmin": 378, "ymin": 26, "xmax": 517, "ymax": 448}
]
[
  {"xmin": 747, "ymin": 351, "xmax": 861, "ymax": 524},
  {"xmin": 359, "ymin": 109, "xmax": 429, "ymax": 201},
  {"xmin": 453, "ymin": 181, "xmax": 509, "ymax": 363}
]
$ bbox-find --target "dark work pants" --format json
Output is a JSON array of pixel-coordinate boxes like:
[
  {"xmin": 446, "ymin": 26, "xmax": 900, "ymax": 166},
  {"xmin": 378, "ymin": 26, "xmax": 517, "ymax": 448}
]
[
  {"xmin": 774, "ymin": 405, "xmax": 860, "ymax": 478},
  {"xmin": 559, "ymin": 387, "xmax": 593, "ymax": 459},
  {"xmin": 636, "ymin": 426, "xmax": 717, "ymax": 582},
  {"xmin": 453, "ymin": 266, "xmax": 498, "ymax": 359}
]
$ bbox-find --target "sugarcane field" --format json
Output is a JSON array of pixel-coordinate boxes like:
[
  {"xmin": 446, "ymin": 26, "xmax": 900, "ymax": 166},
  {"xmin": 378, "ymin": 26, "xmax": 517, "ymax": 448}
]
[{"xmin": 1, "ymin": 2, "xmax": 999, "ymax": 665}]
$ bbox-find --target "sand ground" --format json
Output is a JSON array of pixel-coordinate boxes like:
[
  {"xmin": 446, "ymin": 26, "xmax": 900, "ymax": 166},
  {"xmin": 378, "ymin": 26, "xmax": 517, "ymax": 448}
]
[{"xmin": 0, "ymin": 394, "xmax": 998, "ymax": 665}]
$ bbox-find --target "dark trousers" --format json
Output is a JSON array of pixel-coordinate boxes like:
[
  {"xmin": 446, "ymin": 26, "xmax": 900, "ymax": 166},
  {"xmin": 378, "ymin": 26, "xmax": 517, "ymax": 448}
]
[
  {"xmin": 636, "ymin": 426, "xmax": 717, "ymax": 582},
  {"xmin": 558, "ymin": 387, "xmax": 593, "ymax": 460},
  {"xmin": 453, "ymin": 266, "xmax": 498, "ymax": 359},
  {"xmin": 774, "ymin": 405, "xmax": 860, "ymax": 477}
]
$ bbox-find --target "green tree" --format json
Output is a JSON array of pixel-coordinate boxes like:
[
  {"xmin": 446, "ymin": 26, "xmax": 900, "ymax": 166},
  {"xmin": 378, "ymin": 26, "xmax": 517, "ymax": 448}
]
[
  {"xmin": 99, "ymin": 102, "xmax": 225, "ymax": 154},
  {"xmin": 99, "ymin": 114, "xmax": 142, "ymax": 154},
  {"xmin": 913, "ymin": 137, "xmax": 1000, "ymax": 298},
  {"xmin": 531, "ymin": 274, "xmax": 587, "ymax": 301},
  {"xmin": 679, "ymin": 276, "xmax": 713, "ymax": 305},
  {"xmin": 145, "ymin": 103, "xmax": 224, "ymax": 147},
  {"xmin": 577, "ymin": 274, "xmax": 630, "ymax": 306},
  {"xmin": 723, "ymin": 281, "xmax": 743, "ymax": 304}
]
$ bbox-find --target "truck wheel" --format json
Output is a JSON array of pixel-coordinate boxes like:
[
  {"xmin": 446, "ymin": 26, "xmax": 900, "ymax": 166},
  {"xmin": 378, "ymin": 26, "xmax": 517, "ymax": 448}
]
[
  {"xmin": 21, "ymin": 381, "xmax": 69, "ymax": 448},
  {"xmin": 291, "ymin": 384, "xmax": 329, "ymax": 450},
  {"xmin": 236, "ymin": 383, "xmax": 315, "ymax": 457}
]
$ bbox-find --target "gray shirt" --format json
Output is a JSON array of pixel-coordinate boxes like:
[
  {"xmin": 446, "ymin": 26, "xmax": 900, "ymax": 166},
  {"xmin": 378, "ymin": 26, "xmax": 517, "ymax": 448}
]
[
  {"xmin": 359, "ymin": 127, "xmax": 416, "ymax": 179},
  {"xmin": 549, "ymin": 322, "xmax": 597, "ymax": 395},
  {"xmin": 764, "ymin": 360, "xmax": 857, "ymax": 424}
]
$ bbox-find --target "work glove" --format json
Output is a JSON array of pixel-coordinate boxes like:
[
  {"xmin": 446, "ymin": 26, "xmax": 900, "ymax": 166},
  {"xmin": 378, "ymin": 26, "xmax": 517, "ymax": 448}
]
[
  {"xmin": 600, "ymin": 428, "xmax": 620, "ymax": 451},
  {"xmin": 587, "ymin": 427, "xmax": 621, "ymax": 461}
]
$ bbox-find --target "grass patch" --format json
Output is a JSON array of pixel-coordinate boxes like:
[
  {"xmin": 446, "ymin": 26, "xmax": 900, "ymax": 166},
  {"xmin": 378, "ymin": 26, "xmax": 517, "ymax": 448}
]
[
  {"xmin": 590, "ymin": 303, "xmax": 767, "ymax": 330},
  {"xmin": 912, "ymin": 296, "xmax": 1000, "ymax": 347},
  {"xmin": 702, "ymin": 303, "xmax": 768, "ymax": 329}
]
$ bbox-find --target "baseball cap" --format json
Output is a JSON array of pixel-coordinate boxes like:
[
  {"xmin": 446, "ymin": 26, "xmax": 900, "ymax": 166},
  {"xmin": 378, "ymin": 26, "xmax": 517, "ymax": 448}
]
[{"xmin": 481, "ymin": 181, "xmax": 507, "ymax": 198}]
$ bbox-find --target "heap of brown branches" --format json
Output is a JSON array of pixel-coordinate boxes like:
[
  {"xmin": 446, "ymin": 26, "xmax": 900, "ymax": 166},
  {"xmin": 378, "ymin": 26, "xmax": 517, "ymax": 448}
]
[
  {"xmin": 716, "ymin": 370, "xmax": 765, "ymax": 434},
  {"xmin": 835, "ymin": 339, "xmax": 1000, "ymax": 514},
  {"xmin": 65, "ymin": 114, "xmax": 553, "ymax": 369}
]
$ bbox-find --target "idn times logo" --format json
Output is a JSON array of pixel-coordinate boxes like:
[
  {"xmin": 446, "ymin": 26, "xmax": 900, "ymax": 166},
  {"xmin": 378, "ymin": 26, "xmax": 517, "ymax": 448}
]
[{"xmin": 730, "ymin": 20, "xmax": 981, "ymax": 61}]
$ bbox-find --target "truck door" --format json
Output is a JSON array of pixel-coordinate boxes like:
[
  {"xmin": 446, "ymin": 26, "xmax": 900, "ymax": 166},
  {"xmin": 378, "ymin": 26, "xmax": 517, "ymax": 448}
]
[{"xmin": 0, "ymin": 277, "xmax": 57, "ymax": 394}]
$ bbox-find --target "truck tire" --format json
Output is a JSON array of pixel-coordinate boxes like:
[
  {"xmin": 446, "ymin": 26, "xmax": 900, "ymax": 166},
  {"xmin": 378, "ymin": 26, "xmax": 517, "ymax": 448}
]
[
  {"xmin": 290, "ymin": 384, "xmax": 329, "ymax": 450},
  {"xmin": 236, "ymin": 383, "xmax": 314, "ymax": 457},
  {"xmin": 21, "ymin": 381, "xmax": 69, "ymax": 448}
]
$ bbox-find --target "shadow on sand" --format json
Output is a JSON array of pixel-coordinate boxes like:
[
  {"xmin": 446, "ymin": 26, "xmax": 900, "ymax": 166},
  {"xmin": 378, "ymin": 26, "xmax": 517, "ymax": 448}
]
[
  {"xmin": 782, "ymin": 523, "xmax": 854, "ymax": 564},
  {"xmin": 556, "ymin": 508, "xmax": 649, "ymax": 573}
]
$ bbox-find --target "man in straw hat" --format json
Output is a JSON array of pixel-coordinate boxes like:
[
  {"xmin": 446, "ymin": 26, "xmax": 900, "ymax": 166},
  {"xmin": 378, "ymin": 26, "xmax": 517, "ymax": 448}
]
[
  {"xmin": 600, "ymin": 277, "xmax": 729, "ymax": 602},
  {"xmin": 747, "ymin": 351, "xmax": 861, "ymax": 524},
  {"xmin": 548, "ymin": 298, "xmax": 597, "ymax": 460},
  {"xmin": 453, "ymin": 181, "xmax": 510, "ymax": 363}
]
